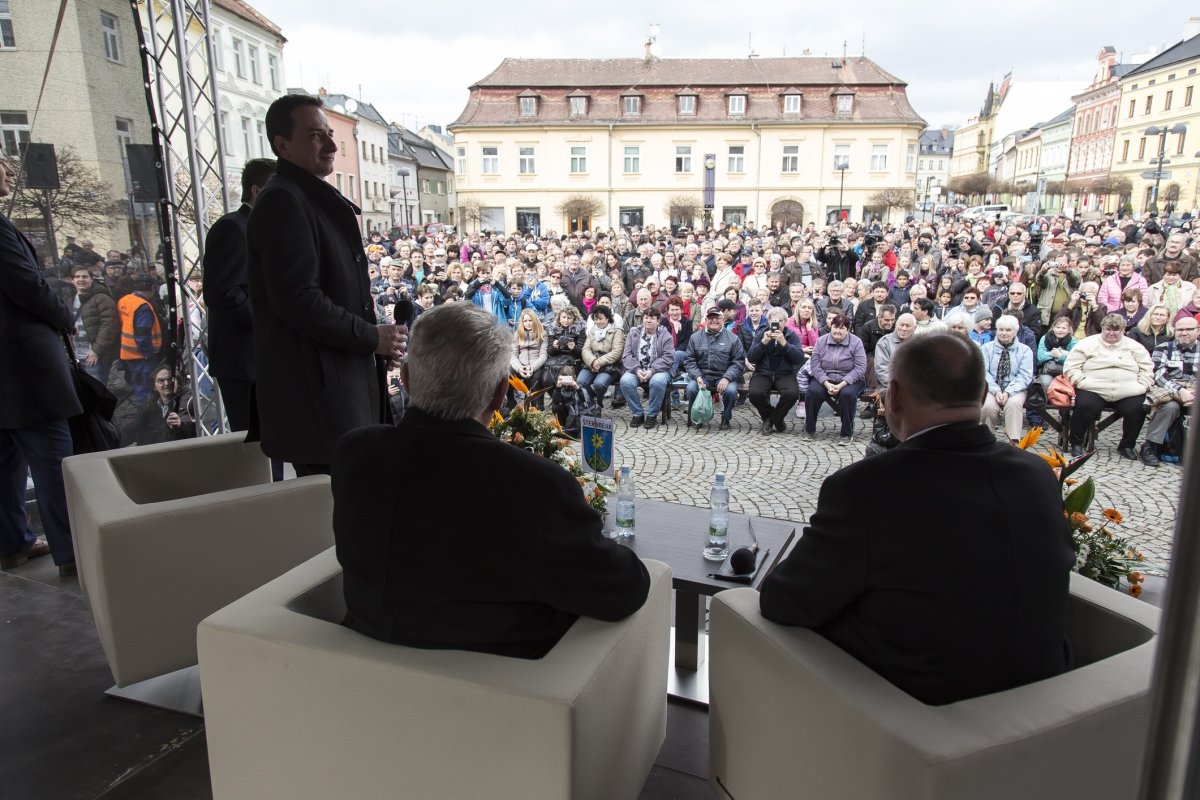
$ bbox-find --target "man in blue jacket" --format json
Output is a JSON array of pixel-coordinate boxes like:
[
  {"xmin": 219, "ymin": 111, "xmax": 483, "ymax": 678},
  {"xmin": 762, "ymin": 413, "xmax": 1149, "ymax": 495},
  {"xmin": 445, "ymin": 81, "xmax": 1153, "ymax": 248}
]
[{"xmin": 684, "ymin": 307, "xmax": 745, "ymax": 430}]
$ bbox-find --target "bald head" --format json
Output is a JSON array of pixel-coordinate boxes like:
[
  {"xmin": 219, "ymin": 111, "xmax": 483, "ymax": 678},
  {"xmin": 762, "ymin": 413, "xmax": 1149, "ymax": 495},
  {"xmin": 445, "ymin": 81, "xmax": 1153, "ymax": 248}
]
[{"xmin": 886, "ymin": 333, "xmax": 986, "ymax": 440}]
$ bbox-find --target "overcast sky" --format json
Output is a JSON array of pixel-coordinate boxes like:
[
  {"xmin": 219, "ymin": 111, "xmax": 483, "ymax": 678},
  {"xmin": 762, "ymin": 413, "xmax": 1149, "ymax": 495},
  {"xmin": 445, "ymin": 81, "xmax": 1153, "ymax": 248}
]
[{"xmin": 251, "ymin": 0, "xmax": 1195, "ymax": 133}]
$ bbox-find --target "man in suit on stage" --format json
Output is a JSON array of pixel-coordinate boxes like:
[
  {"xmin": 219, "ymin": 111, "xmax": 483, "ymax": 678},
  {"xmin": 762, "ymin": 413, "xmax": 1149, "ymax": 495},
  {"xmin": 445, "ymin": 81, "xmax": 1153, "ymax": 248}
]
[
  {"xmin": 247, "ymin": 94, "xmax": 406, "ymax": 475},
  {"xmin": 332, "ymin": 303, "xmax": 650, "ymax": 658},
  {"xmin": 759, "ymin": 333, "xmax": 1075, "ymax": 705},
  {"xmin": 203, "ymin": 158, "xmax": 274, "ymax": 433},
  {"xmin": 0, "ymin": 160, "xmax": 82, "ymax": 577}
]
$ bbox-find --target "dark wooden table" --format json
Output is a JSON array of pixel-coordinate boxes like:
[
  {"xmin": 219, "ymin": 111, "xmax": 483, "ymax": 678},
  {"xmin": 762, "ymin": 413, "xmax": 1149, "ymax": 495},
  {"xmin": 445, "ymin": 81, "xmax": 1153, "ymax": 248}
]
[{"xmin": 615, "ymin": 498, "xmax": 797, "ymax": 704}]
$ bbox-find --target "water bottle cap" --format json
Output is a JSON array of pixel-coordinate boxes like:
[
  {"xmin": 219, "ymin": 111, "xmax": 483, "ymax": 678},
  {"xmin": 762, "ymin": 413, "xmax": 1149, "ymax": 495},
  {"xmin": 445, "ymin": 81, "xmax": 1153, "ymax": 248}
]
[
  {"xmin": 620, "ymin": 464, "xmax": 631, "ymax": 477},
  {"xmin": 715, "ymin": 472, "xmax": 726, "ymax": 484}
]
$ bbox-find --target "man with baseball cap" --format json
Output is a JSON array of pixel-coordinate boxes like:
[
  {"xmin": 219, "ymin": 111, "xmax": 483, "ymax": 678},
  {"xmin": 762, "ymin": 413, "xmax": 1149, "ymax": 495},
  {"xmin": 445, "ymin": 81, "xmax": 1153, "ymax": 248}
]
[{"xmin": 683, "ymin": 305, "xmax": 745, "ymax": 430}]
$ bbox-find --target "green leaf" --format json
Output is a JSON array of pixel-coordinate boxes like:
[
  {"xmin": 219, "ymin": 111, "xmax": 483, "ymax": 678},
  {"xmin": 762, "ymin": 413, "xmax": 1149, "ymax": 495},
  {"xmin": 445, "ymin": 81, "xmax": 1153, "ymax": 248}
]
[{"xmin": 1064, "ymin": 477, "xmax": 1095, "ymax": 516}]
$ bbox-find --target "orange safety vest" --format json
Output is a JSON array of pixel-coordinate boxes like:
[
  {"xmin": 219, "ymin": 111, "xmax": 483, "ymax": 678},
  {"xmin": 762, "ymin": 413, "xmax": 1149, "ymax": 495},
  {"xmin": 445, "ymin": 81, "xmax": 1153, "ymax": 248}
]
[{"xmin": 118, "ymin": 293, "xmax": 162, "ymax": 360}]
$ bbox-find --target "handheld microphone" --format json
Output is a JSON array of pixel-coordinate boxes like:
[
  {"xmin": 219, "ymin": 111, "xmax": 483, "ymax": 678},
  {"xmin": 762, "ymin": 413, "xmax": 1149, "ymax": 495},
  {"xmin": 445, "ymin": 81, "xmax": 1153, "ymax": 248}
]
[
  {"xmin": 729, "ymin": 519, "xmax": 760, "ymax": 575},
  {"xmin": 393, "ymin": 298, "xmax": 415, "ymax": 327}
]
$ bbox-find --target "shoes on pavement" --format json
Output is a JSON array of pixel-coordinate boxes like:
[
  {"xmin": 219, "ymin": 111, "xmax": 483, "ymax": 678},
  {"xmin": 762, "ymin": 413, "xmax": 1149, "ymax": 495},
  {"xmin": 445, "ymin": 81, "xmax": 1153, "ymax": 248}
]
[
  {"xmin": 1118, "ymin": 446, "xmax": 1139, "ymax": 461},
  {"xmin": 630, "ymin": 415, "xmax": 644, "ymax": 428},
  {"xmin": 838, "ymin": 436, "xmax": 853, "ymax": 446},
  {"xmin": 803, "ymin": 430, "xmax": 817, "ymax": 441},
  {"xmin": 718, "ymin": 421, "xmax": 732, "ymax": 431},
  {"xmin": 774, "ymin": 418, "xmax": 787, "ymax": 433},
  {"xmin": 643, "ymin": 416, "xmax": 658, "ymax": 430},
  {"xmin": 761, "ymin": 419, "xmax": 773, "ymax": 436},
  {"xmin": 1140, "ymin": 441, "xmax": 1161, "ymax": 467},
  {"xmin": 1, "ymin": 539, "xmax": 50, "ymax": 570},
  {"xmin": 1069, "ymin": 443, "xmax": 1084, "ymax": 458}
]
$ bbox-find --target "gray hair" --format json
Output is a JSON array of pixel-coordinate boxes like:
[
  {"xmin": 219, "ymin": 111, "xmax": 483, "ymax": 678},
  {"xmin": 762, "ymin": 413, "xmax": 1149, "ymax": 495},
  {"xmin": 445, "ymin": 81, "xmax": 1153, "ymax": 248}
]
[
  {"xmin": 943, "ymin": 309, "xmax": 974, "ymax": 332},
  {"xmin": 549, "ymin": 294, "xmax": 571, "ymax": 313},
  {"xmin": 766, "ymin": 307, "xmax": 789, "ymax": 323},
  {"xmin": 405, "ymin": 304, "xmax": 511, "ymax": 421}
]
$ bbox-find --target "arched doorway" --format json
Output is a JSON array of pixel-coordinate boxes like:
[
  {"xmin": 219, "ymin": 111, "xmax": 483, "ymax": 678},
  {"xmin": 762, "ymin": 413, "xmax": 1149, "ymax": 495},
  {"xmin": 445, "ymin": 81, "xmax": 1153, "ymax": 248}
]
[{"xmin": 770, "ymin": 198, "xmax": 804, "ymax": 231}]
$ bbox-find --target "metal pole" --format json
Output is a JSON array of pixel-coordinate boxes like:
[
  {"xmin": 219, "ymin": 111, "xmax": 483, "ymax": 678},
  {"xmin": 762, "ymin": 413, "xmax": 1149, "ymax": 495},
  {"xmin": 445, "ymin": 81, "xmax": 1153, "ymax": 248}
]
[
  {"xmin": 1139, "ymin": 403, "xmax": 1200, "ymax": 799},
  {"xmin": 1152, "ymin": 133, "xmax": 1167, "ymax": 215},
  {"xmin": 837, "ymin": 166, "xmax": 846, "ymax": 222}
]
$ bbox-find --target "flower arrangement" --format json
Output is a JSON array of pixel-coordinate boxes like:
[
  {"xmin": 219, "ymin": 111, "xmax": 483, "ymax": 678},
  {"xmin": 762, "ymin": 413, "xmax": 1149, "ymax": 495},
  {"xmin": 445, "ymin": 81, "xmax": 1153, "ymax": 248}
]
[
  {"xmin": 1016, "ymin": 428, "xmax": 1149, "ymax": 597},
  {"xmin": 489, "ymin": 377, "xmax": 612, "ymax": 516}
]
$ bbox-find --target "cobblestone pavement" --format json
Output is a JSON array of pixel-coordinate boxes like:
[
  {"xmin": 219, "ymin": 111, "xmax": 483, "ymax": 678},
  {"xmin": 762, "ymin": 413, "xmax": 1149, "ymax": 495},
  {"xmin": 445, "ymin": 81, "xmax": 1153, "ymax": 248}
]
[{"xmin": 608, "ymin": 398, "xmax": 1182, "ymax": 573}]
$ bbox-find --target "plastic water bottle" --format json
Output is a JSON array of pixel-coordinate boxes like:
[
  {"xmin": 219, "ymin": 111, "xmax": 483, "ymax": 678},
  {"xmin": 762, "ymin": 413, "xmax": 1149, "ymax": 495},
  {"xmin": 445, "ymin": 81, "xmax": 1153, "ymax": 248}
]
[
  {"xmin": 704, "ymin": 473, "xmax": 730, "ymax": 561},
  {"xmin": 615, "ymin": 465, "xmax": 636, "ymax": 539}
]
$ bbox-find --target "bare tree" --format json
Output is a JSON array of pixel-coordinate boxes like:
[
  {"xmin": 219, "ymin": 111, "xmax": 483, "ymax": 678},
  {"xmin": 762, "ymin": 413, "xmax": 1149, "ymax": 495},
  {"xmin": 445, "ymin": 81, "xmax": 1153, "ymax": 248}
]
[
  {"xmin": 947, "ymin": 172, "xmax": 991, "ymax": 202},
  {"xmin": 769, "ymin": 199, "xmax": 805, "ymax": 230},
  {"xmin": 555, "ymin": 194, "xmax": 606, "ymax": 232},
  {"xmin": 663, "ymin": 193, "xmax": 702, "ymax": 230},
  {"xmin": 4, "ymin": 146, "xmax": 123, "ymax": 259},
  {"xmin": 456, "ymin": 197, "xmax": 482, "ymax": 232},
  {"xmin": 863, "ymin": 188, "xmax": 914, "ymax": 222},
  {"xmin": 1165, "ymin": 182, "xmax": 1181, "ymax": 202}
]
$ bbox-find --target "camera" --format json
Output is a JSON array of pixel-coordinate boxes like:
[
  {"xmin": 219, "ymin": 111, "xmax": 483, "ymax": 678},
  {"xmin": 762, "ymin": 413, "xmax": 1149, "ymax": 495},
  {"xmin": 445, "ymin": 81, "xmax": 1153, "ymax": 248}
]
[{"xmin": 770, "ymin": 321, "xmax": 781, "ymax": 332}]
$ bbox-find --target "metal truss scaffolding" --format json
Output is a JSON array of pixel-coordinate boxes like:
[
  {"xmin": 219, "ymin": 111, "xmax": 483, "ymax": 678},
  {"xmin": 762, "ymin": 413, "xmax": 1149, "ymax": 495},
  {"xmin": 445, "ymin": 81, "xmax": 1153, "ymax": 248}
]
[{"xmin": 129, "ymin": 0, "xmax": 230, "ymax": 436}]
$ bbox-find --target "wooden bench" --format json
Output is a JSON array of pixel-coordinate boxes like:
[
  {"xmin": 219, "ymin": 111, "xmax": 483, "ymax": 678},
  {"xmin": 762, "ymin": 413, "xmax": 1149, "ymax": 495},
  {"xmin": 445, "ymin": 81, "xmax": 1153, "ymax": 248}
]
[{"xmin": 1043, "ymin": 403, "xmax": 1121, "ymax": 452}]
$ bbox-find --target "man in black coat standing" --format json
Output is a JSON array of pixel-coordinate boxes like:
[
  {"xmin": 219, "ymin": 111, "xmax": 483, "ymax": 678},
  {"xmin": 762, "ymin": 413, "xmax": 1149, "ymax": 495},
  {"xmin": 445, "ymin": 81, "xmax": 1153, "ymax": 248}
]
[
  {"xmin": 0, "ymin": 160, "xmax": 82, "ymax": 576},
  {"xmin": 759, "ymin": 333, "xmax": 1074, "ymax": 706},
  {"xmin": 332, "ymin": 303, "xmax": 650, "ymax": 658},
  {"xmin": 247, "ymin": 95, "xmax": 406, "ymax": 475},
  {"xmin": 203, "ymin": 158, "xmax": 275, "ymax": 433}
]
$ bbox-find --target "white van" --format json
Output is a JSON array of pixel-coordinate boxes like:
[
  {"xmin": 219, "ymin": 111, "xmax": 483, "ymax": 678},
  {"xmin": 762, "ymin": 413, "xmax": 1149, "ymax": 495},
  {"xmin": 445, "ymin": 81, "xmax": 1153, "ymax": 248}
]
[{"xmin": 962, "ymin": 204, "xmax": 1009, "ymax": 222}]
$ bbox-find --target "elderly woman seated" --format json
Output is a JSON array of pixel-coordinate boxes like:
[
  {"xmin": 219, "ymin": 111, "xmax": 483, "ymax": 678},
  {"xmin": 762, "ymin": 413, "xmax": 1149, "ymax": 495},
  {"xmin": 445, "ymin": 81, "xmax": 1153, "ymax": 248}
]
[
  {"xmin": 802, "ymin": 314, "xmax": 867, "ymax": 445},
  {"xmin": 1062, "ymin": 313, "xmax": 1155, "ymax": 459}
]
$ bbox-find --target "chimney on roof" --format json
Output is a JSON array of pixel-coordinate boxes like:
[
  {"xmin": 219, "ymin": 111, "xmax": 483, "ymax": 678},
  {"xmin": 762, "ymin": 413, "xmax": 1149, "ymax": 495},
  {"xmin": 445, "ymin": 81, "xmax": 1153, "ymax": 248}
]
[
  {"xmin": 1186, "ymin": 16, "xmax": 1200, "ymax": 41},
  {"xmin": 317, "ymin": 87, "xmax": 327, "ymax": 96}
]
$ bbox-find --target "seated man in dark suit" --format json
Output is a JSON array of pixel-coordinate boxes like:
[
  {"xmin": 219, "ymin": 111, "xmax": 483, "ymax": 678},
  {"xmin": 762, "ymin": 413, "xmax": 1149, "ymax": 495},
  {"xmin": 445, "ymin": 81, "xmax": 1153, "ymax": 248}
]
[
  {"xmin": 332, "ymin": 302, "xmax": 650, "ymax": 658},
  {"xmin": 759, "ymin": 333, "xmax": 1074, "ymax": 705}
]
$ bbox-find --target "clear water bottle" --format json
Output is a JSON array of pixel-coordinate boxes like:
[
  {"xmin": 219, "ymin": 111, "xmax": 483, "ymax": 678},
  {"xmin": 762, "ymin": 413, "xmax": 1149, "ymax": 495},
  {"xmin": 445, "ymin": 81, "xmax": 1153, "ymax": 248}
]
[
  {"xmin": 704, "ymin": 472, "xmax": 730, "ymax": 561},
  {"xmin": 614, "ymin": 465, "xmax": 636, "ymax": 539}
]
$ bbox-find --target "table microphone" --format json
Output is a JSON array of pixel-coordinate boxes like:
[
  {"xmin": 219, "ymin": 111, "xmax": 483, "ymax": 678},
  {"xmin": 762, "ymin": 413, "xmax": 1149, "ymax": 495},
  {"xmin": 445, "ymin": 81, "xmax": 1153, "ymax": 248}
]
[{"xmin": 729, "ymin": 519, "xmax": 760, "ymax": 574}]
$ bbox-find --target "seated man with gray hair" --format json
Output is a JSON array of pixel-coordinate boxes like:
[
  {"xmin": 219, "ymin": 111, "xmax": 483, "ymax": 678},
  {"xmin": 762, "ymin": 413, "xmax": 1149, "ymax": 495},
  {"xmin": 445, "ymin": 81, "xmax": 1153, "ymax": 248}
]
[{"xmin": 331, "ymin": 302, "xmax": 650, "ymax": 658}]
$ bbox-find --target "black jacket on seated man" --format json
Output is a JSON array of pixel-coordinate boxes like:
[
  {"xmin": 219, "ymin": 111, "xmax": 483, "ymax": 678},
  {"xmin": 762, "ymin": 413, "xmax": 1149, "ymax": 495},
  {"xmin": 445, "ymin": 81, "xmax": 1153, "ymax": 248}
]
[
  {"xmin": 759, "ymin": 421, "xmax": 1075, "ymax": 705},
  {"xmin": 332, "ymin": 408, "xmax": 650, "ymax": 659}
]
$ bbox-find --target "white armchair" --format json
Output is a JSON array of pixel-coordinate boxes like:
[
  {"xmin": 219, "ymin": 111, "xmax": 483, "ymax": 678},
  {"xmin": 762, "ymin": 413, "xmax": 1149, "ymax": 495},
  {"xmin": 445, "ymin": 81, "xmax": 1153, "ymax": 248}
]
[
  {"xmin": 63, "ymin": 433, "xmax": 335, "ymax": 691},
  {"xmin": 197, "ymin": 548, "xmax": 671, "ymax": 800},
  {"xmin": 708, "ymin": 573, "xmax": 1159, "ymax": 800}
]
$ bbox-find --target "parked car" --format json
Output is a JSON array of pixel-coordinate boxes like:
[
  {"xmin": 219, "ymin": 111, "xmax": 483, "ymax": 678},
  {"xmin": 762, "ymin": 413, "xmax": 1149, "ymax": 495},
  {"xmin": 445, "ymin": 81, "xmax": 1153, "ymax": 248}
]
[{"xmin": 962, "ymin": 204, "xmax": 1010, "ymax": 222}]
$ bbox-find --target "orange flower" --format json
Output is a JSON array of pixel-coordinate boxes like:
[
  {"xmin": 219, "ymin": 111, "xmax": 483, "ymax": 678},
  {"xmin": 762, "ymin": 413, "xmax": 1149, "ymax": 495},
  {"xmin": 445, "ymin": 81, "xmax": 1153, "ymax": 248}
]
[
  {"xmin": 509, "ymin": 376, "xmax": 530, "ymax": 395},
  {"xmin": 1017, "ymin": 427, "xmax": 1043, "ymax": 450},
  {"xmin": 1102, "ymin": 508, "xmax": 1124, "ymax": 524},
  {"xmin": 1068, "ymin": 512, "xmax": 1088, "ymax": 527},
  {"xmin": 490, "ymin": 410, "xmax": 504, "ymax": 427},
  {"xmin": 1038, "ymin": 450, "xmax": 1067, "ymax": 469},
  {"xmin": 1064, "ymin": 478, "xmax": 1078, "ymax": 486},
  {"xmin": 576, "ymin": 477, "xmax": 586, "ymax": 487},
  {"xmin": 1129, "ymin": 584, "xmax": 1143, "ymax": 598},
  {"xmin": 512, "ymin": 432, "xmax": 524, "ymax": 444},
  {"xmin": 1128, "ymin": 571, "xmax": 1144, "ymax": 584}
]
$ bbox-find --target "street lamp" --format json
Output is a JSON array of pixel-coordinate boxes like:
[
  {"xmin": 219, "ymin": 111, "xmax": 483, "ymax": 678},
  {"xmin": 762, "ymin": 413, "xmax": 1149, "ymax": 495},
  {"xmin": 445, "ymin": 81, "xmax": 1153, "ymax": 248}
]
[
  {"xmin": 397, "ymin": 167, "xmax": 411, "ymax": 230},
  {"xmin": 835, "ymin": 161, "xmax": 849, "ymax": 224},
  {"xmin": 1144, "ymin": 124, "xmax": 1187, "ymax": 214},
  {"xmin": 922, "ymin": 176, "xmax": 934, "ymax": 222}
]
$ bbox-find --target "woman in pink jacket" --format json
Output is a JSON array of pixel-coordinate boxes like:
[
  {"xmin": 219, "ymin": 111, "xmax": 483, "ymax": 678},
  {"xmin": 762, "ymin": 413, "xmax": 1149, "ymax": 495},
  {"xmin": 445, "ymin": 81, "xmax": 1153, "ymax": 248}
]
[{"xmin": 1096, "ymin": 256, "xmax": 1149, "ymax": 312}]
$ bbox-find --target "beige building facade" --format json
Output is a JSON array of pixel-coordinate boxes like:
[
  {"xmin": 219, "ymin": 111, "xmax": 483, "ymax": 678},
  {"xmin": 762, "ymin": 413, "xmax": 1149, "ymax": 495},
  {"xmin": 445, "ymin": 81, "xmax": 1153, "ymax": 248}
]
[{"xmin": 450, "ymin": 57, "xmax": 925, "ymax": 234}]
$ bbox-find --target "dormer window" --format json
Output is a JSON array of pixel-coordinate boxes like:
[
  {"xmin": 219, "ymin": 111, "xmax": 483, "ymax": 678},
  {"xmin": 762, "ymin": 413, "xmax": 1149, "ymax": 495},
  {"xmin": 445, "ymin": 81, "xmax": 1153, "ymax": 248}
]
[
  {"xmin": 678, "ymin": 94, "xmax": 696, "ymax": 115},
  {"xmin": 569, "ymin": 96, "xmax": 588, "ymax": 116},
  {"xmin": 519, "ymin": 96, "xmax": 538, "ymax": 117},
  {"xmin": 835, "ymin": 93, "xmax": 853, "ymax": 114},
  {"xmin": 623, "ymin": 95, "xmax": 642, "ymax": 116},
  {"xmin": 783, "ymin": 94, "xmax": 801, "ymax": 114},
  {"xmin": 728, "ymin": 94, "xmax": 746, "ymax": 115}
]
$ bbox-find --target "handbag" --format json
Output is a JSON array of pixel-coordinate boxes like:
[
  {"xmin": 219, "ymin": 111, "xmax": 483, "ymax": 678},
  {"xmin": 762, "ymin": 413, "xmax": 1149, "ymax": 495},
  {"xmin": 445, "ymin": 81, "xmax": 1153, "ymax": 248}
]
[
  {"xmin": 1046, "ymin": 374, "xmax": 1076, "ymax": 407},
  {"xmin": 1025, "ymin": 379, "xmax": 1048, "ymax": 411},
  {"xmin": 690, "ymin": 387, "xmax": 715, "ymax": 425},
  {"xmin": 60, "ymin": 334, "xmax": 122, "ymax": 453}
]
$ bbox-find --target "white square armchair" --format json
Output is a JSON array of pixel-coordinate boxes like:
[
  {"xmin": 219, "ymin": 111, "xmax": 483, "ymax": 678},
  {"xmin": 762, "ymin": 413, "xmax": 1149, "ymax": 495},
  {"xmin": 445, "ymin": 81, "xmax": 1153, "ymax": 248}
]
[
  {"xmin": 198, "ymin": 548, "xmax": 672, "ymax": 800},
  {"xmin": 63, "ymin": 433, "xmax": 335, "ymax": 690},
  {"xmin": 708, "ymin": 573, "xmax": 1160, "ymax": 800}
]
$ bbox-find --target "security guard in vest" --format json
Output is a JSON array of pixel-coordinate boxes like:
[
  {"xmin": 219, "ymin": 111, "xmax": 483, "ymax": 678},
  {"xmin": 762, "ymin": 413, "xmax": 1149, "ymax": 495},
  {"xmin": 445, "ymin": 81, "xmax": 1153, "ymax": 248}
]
[{"xmin": 117, "ymin": 274, "xmax": 163, "ymax": 406}]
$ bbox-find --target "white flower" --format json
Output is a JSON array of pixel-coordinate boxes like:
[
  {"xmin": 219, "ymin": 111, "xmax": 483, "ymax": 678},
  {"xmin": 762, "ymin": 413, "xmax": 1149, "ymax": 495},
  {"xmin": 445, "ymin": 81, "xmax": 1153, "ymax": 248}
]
[{"xmin": 1074, "ymin": 544, "xmax": 1090, "ymax": 571}]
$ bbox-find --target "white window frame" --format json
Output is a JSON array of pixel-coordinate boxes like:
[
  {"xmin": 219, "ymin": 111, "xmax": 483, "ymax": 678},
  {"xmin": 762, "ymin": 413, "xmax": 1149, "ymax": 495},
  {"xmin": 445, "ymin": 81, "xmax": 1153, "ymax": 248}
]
[
  {"xmin": 623, "ymin": 96, "xmax": 641, "ymax": 116},
  {"xmin": 232, "ymin": 37, "xmax": 246, "ymax": 79},
  {"xmin": 0, "ymin": 0, "xmax": 15, "ymax": 49},
  {"xmin": 0, "ymin": 111, "xmax": 31, "ymax": 156},
  {"xmin": 219, "ymin": 109, "xmax": 233, "ymax": 153},
  {"xmin": 833, "ymin": 143, "xmax": 850, "ymax": 170},
  {"xmin": 728, "ymin": 95, "xmax": 746, "ymax": 115},
  {"xmin": 728, "ymin": 145, "xmax": 745, "ymax": 173},
  {"xmin": 240, "ymin": 116, "xmax": 252, "ymax": 159},
  {"xmin": 836, "ymin": 94, "xmax": 852, "ymax": 114},
  {"xmin": 267, "ymin": 53, "xmax": 279, "ymax": 91},
  {"xmin": 456, "ymin": 146, "xmax": 466, "ymax": 174},
  {"xmin": 906, "ymin": 143, "xmax": 915, "ymax": 172},
  {"xmin": 518, "ymin": 146, "xmax": 536, "ymax": 174},
  {"xmin": 781, "ymin": 144, "xmax": 799, "ymax": 173},
  {"xmin": 570, "ymin": 145, "xmax": 587, "ymax": 173},
  {"xmin": 870, "ymin": 144, "xmax": 888, "ymax": 171},
  {"xmin": 783, "ymin": 94, "xmax": 801, "ymax": 114},
  {"xmin": 247, "ymin": 44, "xmax": 260, "ymax": 84},
  {"xmin": 678, "ymin": 95, "xmax": 696, "ymax": 115},
  {"xmin": 255, "ymin": 119, "xmax": 267, "ymax": 158},
  {"xmin": 569, "ymin": 96, "xmax": 587, "ymax": 116},
  {"xmin": 101, "ymin": 12, "xmax": 120, "ymax": 62},
  {"xmin": 675, "ymin": 145, "xmax": 692, "ymax": 173},
  {"xmin": 481, "ymin": 146, "xmax": 499, "ymax": 174},
  {"xmin": 624, "ymin": 145, "xmax": 640, "ymax": 173},
  {"xmin": 519, "ymin": 97, "xmax": 537, "ymax": 117}
]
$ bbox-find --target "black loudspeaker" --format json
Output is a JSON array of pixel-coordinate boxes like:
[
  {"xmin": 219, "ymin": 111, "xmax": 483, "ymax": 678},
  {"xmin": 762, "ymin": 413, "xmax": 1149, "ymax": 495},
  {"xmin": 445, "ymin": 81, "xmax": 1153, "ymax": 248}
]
[
  {"xmin": 19, "ymin": 143, "xmax": 59, "ymax": 189},
  {"xmin": 126, "ymin": 144, "xmax": 159, "ymax": 202}
]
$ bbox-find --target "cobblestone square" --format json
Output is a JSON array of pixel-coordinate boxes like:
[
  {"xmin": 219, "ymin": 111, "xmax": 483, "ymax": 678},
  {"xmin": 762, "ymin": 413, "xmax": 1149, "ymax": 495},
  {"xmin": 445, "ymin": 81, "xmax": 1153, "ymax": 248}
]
[{"xmin": 608, "ymin": 400, "xmax": 1182, "ymax": 573}]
